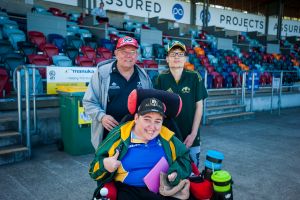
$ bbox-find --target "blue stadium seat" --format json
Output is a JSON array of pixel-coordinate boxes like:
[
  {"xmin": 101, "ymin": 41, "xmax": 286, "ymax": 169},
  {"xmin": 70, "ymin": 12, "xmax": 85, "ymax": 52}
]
[{"xmin": 52, "ymin": 55, "xmax": 72, "ymax": 67}]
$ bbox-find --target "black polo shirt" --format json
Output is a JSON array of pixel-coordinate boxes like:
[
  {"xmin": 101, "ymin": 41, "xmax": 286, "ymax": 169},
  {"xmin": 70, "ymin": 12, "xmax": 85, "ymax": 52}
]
[
  {"xmin": 155, "ymin": 69, "xmax": 208, "ymax": 147},
  {"xmin": 106, "ymin": 62, "xmax": 142, "ymax": 123}
]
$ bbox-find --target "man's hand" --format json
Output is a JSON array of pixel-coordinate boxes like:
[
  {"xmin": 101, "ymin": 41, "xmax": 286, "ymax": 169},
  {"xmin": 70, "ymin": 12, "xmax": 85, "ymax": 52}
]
[
  {"xmin": 101, "ymin": 115, "xmax": 119, "ymax": 131},
  {"xmin": 168, "ymin": 172, "xmax": 177, "ymax": 182},
  {"xmin": 183, "ymin": 133, "xmax": 196, "ymax": 148},
  {"xmin": 103, "ymin": 150, "xmax": 121, "ymax": 173}
]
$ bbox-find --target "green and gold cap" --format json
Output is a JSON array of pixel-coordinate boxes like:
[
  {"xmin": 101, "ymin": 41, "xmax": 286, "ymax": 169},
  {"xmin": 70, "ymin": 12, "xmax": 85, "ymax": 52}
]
[{"xmin": 167, "ymin": 40, "xmax": 186, "ymax": 53}]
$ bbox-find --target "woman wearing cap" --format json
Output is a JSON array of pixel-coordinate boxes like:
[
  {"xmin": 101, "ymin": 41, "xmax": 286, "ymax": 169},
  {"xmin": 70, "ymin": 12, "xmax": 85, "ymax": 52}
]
[
  {"xmin": 155, "ymin": 40, "xmax": 208, "ymax": 167},
  {"xmin": 89, "ymin": 98, "xmax": 191, "ymax": 200},
  {"xmin": 83, "ymin": 36, "xmax": 152, "ymax": 150}
]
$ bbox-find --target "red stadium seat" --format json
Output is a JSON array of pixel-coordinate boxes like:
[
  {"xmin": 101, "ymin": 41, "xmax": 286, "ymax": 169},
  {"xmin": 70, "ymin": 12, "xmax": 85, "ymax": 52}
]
[
  {"xmin": 40, "ymin": 43, "xmax": 59, "ymax": 58},
  {"xmin": 81, "ymin": 46, "xmax": 96, "ymax": 59},
  {"xmin": 214, "ymin": 74, "xmax": 224, "ymax": 88},
  {"xmin": 28, "ymin": 31, "xmax": 46, "ymax": 50},
  {"xmin": 0, "ymin": 68, "xmax": 11, "ymax": 97},
  {"xmin": 94, "ymin": 57, "xmax": 107, "ymax": 65},
  {"xmin": 28, "ymin": 54, "xmax": 50, "ymax": 78},
  {"xmin": 142, "ymin": 59, "xmax": 157, "ymax": 68},
  {"xmin": 97, "ymin": 47, "xmax": 113, "ymax": 60},
  {"xmin": 75, "ymin": 56, "xmax": 95, "ymax": 67}
]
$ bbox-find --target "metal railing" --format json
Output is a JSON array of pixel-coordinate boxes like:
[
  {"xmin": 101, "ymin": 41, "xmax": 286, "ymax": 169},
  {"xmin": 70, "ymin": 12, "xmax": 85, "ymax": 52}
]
[{"xmin": 14, "ymin": 65, "xmax": 31, "ymax": 157}]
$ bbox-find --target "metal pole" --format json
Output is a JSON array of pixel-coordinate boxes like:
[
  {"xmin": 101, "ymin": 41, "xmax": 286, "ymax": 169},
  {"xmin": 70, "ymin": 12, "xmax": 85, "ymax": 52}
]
[
  {"xmin": 32, "ymin": 66, "xmax": 37, "ymax": 133},
  {"xmin": 271, "ymin": 76, "xmax": 274, "ymax": 114},
  {"xmin": 17, "ymin": 69, "xmax": 22, "ymax": 137},
  {"xmin": 250, "ymin": 72, "xmax": 255, "ymax": 112},
  {"xmin": 278, "ymin": 71, "xmax": 283, "ymax": 115},
  {"xmin": 25, "ymin": 68, "xmax": 31, "ymax": 157},
  {"xmin": 202, "ymin": 70, "xmax": 208, "ymax": 125},
  {"xmin": 241, "ymin": 72, "xmax": 246, "ymax": 105}
]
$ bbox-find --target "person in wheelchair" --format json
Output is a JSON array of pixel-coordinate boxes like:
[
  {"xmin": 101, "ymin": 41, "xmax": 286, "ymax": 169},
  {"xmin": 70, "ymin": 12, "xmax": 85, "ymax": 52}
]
[{"xmin": 89, "ymin": 97, "xmax": 191, "ymax": 200}]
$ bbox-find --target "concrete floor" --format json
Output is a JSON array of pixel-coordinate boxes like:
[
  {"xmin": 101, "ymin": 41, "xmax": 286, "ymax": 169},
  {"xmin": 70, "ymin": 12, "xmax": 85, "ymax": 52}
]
[{"xmin": 0, "ymin": 107, "xmax": 300, "ymax": 200}]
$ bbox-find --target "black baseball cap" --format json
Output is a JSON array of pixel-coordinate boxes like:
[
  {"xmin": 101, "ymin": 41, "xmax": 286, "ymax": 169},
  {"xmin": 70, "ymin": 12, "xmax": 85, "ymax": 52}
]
[{"xmin": 137, "ymin": 98, "xmax": 166, "ymax": 117}]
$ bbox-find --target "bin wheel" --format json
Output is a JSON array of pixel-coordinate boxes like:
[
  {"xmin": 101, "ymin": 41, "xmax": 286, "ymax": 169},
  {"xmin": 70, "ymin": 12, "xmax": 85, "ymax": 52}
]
[{"xmin": 57, "ymin": 139, "xmax": 64, "ymax": 151}]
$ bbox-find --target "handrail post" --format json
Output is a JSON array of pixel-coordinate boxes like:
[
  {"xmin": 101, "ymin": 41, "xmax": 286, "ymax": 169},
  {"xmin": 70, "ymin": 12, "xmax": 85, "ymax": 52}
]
[
  {"xmin": 241, "ymin": 71, "xmax": 246, "ymax": 105},
  {"xmin": 15, "ymin": 65, "xmax": 31, "ymax": 157},
  {"xmin": 250, "ymin": 71, "xmax": 255, "ymax": 112},
  {"xmin": 202, "ymin": 70, "xmax": 208, "ymax": 125},
  {"xmin": 17, "ymin": 69, "xmax": 22, "ymax": 137},
  {"xmin": 271, "ymin": 76, "xmax": 274, "ymax": 114},
  {"xmin": 278, "ymin": 71, "xmax": 283, "ymax": 115},
  {"xmin": 25, "ymin": 67, "xmax": 31, "ymax": 157},
  {"xmin": 32, "ymin": 65, "xmax": 37, "ymax": 133}
]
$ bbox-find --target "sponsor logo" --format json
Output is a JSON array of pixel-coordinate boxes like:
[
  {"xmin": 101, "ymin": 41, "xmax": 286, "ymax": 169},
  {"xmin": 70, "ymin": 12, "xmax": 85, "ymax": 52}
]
[
  {"xmin": 109, "ymin": 82, "xmax": 120, "ymax": 89},
  {"xmin": 200, "ymin": 10, "xmax": 211, "ymax": 23},
  {"xmin": 172, "ymin": 4, "xmax": 184, "ymax": 20},
  {"xmin": 181, "ymin": 86, "xmax": 190, "ymax": 93}
]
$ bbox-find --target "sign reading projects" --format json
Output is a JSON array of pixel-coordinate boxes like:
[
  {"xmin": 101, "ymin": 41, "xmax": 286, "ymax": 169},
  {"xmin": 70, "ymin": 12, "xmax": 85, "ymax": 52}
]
[{"xmin": 47, "ymin": 67, "xmax": 95, "ymax": 94}]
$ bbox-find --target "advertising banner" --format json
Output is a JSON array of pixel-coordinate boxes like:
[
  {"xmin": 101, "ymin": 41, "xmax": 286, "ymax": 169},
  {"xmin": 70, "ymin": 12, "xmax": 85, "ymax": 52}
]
[
  {"xmin": 101, "ymin": 0, "xmax": 191, "ymax": 24},
  {"xmin": 46, "ymin": 67, "xmax": 95, "ymax": 94}
]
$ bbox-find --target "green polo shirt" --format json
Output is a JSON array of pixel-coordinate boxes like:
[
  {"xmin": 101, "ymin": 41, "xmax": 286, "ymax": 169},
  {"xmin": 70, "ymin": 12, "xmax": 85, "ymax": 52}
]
[{"xmin": 155, "ymin": 69, "xmax": 208, "ymax": 147}]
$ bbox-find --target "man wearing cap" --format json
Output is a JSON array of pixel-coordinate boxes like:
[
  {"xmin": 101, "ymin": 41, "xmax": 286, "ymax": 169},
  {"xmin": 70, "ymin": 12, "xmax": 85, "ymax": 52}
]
[
  {"xmin": 155, "ymin": 40, "xmax": 208, "ymax": 167},
  {"xmin": 83, "ymin": 36, "xmax": 152, "ymax": 150},
  {"xmin": 89, "ymin": 97, "xmax": 191, "ymax": 199}
]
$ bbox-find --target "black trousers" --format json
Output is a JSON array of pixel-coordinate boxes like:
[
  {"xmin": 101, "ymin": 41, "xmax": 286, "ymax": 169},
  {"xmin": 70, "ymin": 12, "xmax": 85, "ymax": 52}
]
[{"xmin": 115, "ymin": 182, "xmax": 179, "ymax": 200}]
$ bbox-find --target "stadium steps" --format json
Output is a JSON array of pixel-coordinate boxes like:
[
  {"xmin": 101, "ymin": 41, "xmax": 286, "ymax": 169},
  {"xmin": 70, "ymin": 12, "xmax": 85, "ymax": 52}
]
[
  {"xmin": 205, "ymin": 112, "xmax": 255, "ymax": 125},
  {"xmin": 0, "ymin": 130, "xmax": 29, "ymax": 165},
  {"xmin": 204, "ymin": 90, "xmax": 254, "ymax": 124}
]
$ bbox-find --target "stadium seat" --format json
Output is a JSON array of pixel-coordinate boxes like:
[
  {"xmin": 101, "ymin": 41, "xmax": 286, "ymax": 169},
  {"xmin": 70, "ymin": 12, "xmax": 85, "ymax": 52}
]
[
  {"xmin": 142, "ymin": 60, "xmax": 157, "ymax": 68},
  {"xmin": 64, "ymin": 46, "xmax": 79, "ymax": 65},
  {"xmin": 28, "ymin": 54, "xmax": 50, "ymax": 78},
  {"xmin": 28, "ymin": 31, "xmax": 46, "ymax": 49},
  {"xmin": 75, "ymin": 56, "xmax": 94, "ymax": 67},
  {"xmin": 213, "ymin": 74, "xmax": 224, "ymax": 88},
  {"xmin": 94, "ymin": 57, "xmax": 107, "ymax": 65},
  {"xmin": 153, "ymin": 44, "xmax": 166, "ymax": 59},
  {"xmin": 97, "ymin": 47, "xmax": 113, "ymax": 60},
  {"xmin": 18, "ymin": 41, "xmax": 37, "ymax": 61},
  {"xmin": 2, "ymin": 22, "xmax": 19, "ymax": 38},
  {"xmin": 81, "ymin": 46, "xmax": 96, "ymax": 59},
  {"xmin": 7, "ymin": 29, "xmax": 26, "ymax": 49},
  {"xmin": 77, "ymin": 28, "xmax": 92, "ymax": 40},
  {"xmin": 40, "ymin": 43, "xmax": 59, "ymax": 59},
  {"xmin": 141, "ymin": 44, "xmax": 153, "ymax": 59},
  {"xmin": 3, "ymin": 53, "xmax": 25, "ymax": 75},
  {"xmin": 84, "ymin": 37, "xmax": 98, "ymax": 49},
  {"xmin": 48, "ymin": 33, "xmax": 66, "ymax": 52},
  {"xmin": 20, "ymin": 68, "xmax": 43, "ymax": 95},
  {"xmin": 0, "ymin": 39, "xmax": 14, "ymax": 62},
  {"xmin": 0, "ymin": 67, "xmax": 11, "ymax": 97},
  {"xmin": 66, "ymin": 35, "xmax": 83, "ymax": 49},
  {"xmin": 135, "ymin": 60, "xmax": 145, "ymax": 68},
  {"xmin": 52, "ymin": 55, "xmax": 72, "ymax": 67}
]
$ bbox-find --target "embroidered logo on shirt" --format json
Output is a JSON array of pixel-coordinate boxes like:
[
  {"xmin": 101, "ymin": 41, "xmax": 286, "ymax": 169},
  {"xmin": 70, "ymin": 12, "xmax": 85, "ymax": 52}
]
[
  {"xmin": 109, "ymin": 82, "xmax": 120, "ymax": 89},
  {"xmin": 137, "ymin": 81, "xmax": 142, "ymax": 88},
  {"xmin": 181, "ymin": 86, "xmax": 190, "ymax": 93},
  {"xmin": 167, "ymin": 88, "xmax": 173, "ymax": 93}
]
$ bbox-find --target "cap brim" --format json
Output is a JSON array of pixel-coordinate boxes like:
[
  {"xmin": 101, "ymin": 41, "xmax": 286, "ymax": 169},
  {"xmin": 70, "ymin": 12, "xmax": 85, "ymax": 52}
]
[
  {"xmin": 139, "ymin": 109, "xmax": 166, "ymax": 118},
  {"xmin": 117, "ymin": 44, "xmax": 139, "ymax": 49},
  {"xmin": 168, "ymin": 43, "xmax": 186, "ymax": 52}
]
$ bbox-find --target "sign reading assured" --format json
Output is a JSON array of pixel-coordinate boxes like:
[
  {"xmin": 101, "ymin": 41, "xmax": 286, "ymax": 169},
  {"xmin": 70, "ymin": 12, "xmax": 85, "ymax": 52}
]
[
  {"xmin": 101, "ymin": 0, "xmax": 190, "ymax": 24},
  {"xmin": 46, "ymin": 67, "xmax": 95, "ymax": 94}
]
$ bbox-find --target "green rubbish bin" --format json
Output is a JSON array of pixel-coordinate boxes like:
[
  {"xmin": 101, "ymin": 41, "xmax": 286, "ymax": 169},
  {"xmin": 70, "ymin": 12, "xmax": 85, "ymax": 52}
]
[{"xmin": 58, "ymin": 86, "xmax": 94, "ymax": 155}]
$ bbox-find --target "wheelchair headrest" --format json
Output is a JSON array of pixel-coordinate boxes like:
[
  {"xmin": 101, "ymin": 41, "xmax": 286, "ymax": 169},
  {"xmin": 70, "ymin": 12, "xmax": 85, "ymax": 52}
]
[{"xmin": 128, "ymin": 89, "xmax": 182, "ymax": 118}]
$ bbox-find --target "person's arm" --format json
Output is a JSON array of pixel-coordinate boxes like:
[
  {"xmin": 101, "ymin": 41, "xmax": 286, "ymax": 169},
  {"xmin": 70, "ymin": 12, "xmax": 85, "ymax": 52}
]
[
  {"xmin": 89, "ymin": 137, "xmax": 120, "ymax": 182},
  {"xmin": 183, "ymin": 100, "xmax": 203, "ymax": 148},
  {"xmin": 83, "ymin": 69, "xmax": 106, "ymax": 124},
  {"xmin": 167, "ymin": 136, "xmax": 192, "ymax": 186}
]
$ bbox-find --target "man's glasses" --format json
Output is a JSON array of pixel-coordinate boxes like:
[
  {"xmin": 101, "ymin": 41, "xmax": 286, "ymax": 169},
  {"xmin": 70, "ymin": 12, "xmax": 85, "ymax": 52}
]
[
  {"xmin": 117, "ymin": 49, "xmax": 137, "ymax": 56},
  {"xmin": 168, "ymin": 52, "xmax": 185, "ymax": 57}
]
